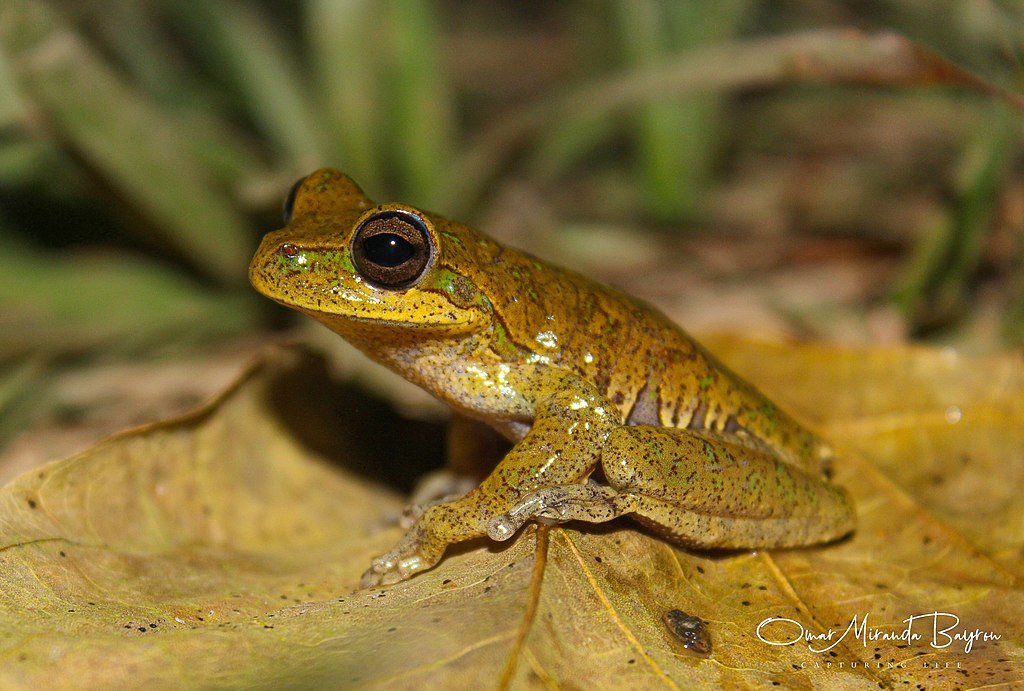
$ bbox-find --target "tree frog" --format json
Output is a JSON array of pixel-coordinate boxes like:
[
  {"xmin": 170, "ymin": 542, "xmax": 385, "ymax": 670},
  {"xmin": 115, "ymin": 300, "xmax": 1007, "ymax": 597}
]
[{"xmin": 249, "ymin": 169, "xmax": 855, "ymax": 587}]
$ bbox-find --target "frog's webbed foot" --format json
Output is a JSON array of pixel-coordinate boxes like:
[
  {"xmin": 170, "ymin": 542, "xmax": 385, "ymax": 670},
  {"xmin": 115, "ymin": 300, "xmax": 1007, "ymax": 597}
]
[
  {"xmin": 360, "ymin": 517, "xmax": 440, "ymax": 587},
  {"xmin": 361, "ymin": 542, "xmax": 429, "ymax": 587},
  {"xmin": 361, "ymin": 495, "xmax": 488, "ymax": 588},
  {"xmin": 486, "ymin": 482, "xmax": 639, "ymax": 541}
]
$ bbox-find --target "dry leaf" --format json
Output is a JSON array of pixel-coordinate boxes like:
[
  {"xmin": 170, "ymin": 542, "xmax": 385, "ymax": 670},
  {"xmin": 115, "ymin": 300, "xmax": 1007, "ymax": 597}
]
[{"xmin": 0, "ymin": 342, "xmax": 1021, "ymax": 688}]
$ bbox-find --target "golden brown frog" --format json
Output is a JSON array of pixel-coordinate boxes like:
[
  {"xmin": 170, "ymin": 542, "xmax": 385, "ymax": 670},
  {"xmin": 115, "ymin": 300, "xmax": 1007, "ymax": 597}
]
[{"xmin": 249, "ymin": 168, "xmax": 855, "ymax": 587}]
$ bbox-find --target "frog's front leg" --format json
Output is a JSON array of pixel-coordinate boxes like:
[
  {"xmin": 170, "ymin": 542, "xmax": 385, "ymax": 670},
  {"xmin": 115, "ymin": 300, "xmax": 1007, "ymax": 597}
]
[
  {"xmin": 361, "ymin": 376, "xmax": 620, "ymax": 587},
  {"xmin": 488, "ymin": 426, "xmax": 855, "ymax": 550}
]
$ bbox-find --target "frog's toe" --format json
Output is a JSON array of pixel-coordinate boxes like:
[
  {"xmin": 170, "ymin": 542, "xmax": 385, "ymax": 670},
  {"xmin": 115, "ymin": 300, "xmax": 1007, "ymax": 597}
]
[
  {"xmin": 359, "ymin": 568, "xmax": 382, "ymax": 588},
  {"xmin": 485, "ymin": 514, "xmax": 520, "ymax": 541},
  {"xmin": 360, "ymin": 552, "xmax": 432, "ymax": 587},
  {"xmin": 359, "ymin": 556, "xmax": 395, "ymax": 588}
]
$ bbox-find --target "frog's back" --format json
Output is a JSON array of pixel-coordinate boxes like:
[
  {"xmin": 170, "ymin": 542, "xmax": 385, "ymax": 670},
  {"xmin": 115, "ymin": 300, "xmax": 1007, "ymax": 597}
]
[{"xmin": 477, "ymin": 245, "xmax": 828, "ymax": 475}]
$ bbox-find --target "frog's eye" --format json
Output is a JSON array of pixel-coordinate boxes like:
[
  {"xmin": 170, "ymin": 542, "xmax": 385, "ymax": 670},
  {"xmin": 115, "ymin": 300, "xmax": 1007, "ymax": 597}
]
[
  {"xmin": 352, "ymin": 209, "xmax": 432, "ymax": 287},
  {"xmin": 282, "ymin": 176, "xmax": 306, "ymax": 224}
]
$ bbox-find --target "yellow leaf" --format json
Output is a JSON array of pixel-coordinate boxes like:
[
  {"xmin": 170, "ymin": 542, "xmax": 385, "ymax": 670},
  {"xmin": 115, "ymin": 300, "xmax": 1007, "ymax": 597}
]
[{"xmin": 0, "ymin": 342, "xmax": 1021, "ymax": 688}]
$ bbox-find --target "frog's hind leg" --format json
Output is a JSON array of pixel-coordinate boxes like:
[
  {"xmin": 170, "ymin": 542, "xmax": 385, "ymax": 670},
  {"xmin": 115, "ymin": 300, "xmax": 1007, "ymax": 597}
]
[
  {"xmin": 488, "ymin": 425, "xmax": 855, "ymax": 550},
  {"xmin": 607, "ymin": 426, "xmax": 855, "ymax": 548}
]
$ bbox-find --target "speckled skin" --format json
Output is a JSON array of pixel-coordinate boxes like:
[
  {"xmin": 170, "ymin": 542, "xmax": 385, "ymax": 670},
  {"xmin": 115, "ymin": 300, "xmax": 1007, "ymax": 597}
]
[{"xmin": 249, "ymin": 169, "xmax": 855, "ymax": 586}]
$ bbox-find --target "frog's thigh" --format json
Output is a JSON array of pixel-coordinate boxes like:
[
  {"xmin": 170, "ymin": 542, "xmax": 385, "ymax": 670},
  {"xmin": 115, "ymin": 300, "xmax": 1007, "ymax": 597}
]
[{"xmin": 602, "ymin": 426, "xmax": 855, "ymax": 549}]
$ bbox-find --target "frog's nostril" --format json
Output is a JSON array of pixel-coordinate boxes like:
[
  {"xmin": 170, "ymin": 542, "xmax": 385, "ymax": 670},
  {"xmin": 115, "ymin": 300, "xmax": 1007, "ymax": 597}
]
[{"xmin": 279, "ymin": 244, "xmax": 299, "ymax": 257}]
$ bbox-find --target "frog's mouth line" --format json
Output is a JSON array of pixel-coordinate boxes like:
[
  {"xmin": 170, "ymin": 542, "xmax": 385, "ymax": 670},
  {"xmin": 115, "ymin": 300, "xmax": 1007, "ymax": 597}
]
[{"xmin": 290, "ymin": 303, "xmax": 479, "ymax": 332}]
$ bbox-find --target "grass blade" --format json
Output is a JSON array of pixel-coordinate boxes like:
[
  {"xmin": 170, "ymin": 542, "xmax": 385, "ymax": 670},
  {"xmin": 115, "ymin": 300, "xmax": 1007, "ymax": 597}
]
[
  {"xmin": 0, "ymin": 0, "xmax": 253, "ymax": 285},
  {"xmin": 161, "ymin": 1, "xmax": 328, "ymax": 171},
  {"xmin": 307, "ymin": 0, "xmax": 384, "ymax": 194},
  {"xmin": 382, "ymin": 0, "xmax": 453, "ymax": 206}
]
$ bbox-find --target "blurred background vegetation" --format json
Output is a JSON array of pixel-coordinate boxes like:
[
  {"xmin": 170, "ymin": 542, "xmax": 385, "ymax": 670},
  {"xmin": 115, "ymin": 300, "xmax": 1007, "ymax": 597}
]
[{"xmin": 0, "ymin": 0, "xmax": 1022, "ymax": 471}]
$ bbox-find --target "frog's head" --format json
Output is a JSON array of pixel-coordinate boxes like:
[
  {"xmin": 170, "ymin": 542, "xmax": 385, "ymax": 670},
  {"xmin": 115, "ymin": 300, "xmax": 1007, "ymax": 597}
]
[{"xmin": 250, "ymin": 168, "xmax": 499, "ymax": 342}]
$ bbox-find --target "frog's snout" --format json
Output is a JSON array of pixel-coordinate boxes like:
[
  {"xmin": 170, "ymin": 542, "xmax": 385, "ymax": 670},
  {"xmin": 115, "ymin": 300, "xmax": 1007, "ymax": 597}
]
[{"xmin": 248, "ymin": 230, "xmax": 288, "ymax": 294}]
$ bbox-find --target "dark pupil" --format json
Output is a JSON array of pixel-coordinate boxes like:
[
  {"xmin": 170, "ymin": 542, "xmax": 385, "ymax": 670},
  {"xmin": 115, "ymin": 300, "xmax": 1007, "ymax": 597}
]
[
  {"xmin": 362, "ymin": 232, "xmax": 415, "ymax": 267},
  {"xmin": 351, "ymin": 210, "xmax": 431, "ymax": 287}
]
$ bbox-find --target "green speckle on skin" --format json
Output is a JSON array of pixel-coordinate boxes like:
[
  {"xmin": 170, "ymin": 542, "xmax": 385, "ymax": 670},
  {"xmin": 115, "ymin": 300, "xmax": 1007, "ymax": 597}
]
[
  {"xmin": 430, "ymin": 268, "xmax": 490, "ymax": 312},
  {"xmin": 697, "ymin": 375, "xmax": 713, "ymax": 403},
  {"xmin": 310, "ymin": 250, "xmax": 353, "ymax": 273},
  {"xmin": 492, "ymin": 322, "xmax": 515, "ymax": 359},
  {"xmin": 702, "ymin": 441, "xmax": 719, "ymax": 469},
  {"xmin": 665, "ymin": 467, "xmax": 690, "ymax": 488},
  {"xmin": 526, "ymin": 287, "xmax": 539, "ymax": 301},
  {"xmin": 758, "ymin": 401, "xmax": 778, "ymax": 435},
  {"xmin": 774, "ymin": 460, "xmax": 792, "ymax": 488},
  {"xmin": 275, "ymin": 249, "xmax": 355, "ymax": 277},
  {"xmin": 651, "ymin": 441, "xmax": 664, "ymax": 461},
  {"xmin": 431, "ymin": 268, "xmax": 460, "ymax": 295},
  {"xmin": 276, "ymin": 253, "xmax": 308, "ymax": 274},
  {"xmin": 441, "ymin": 231, "xmax": 462, "ymax": 246},
  {"xmin": 313, "ymin": 170, "xmax": 337, "ymax": 192},
  {"xmin": 745, "ymin": 470, "xmax": 763, "ymax": 493},
  {"xmin": 579, "ymin": 294, "xmax": 595, "ymax": 322},
  {"xmin": 473, "ymin": 290, "xmax": 493, "ymax": 312}
]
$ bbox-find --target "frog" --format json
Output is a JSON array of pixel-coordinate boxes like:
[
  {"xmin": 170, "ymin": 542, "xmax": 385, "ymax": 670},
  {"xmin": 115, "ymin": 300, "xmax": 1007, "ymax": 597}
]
[{"xmin": 249, "ymin": 168, "xmax": 856, "ymax": 587}]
